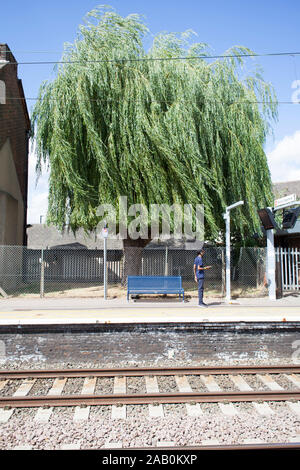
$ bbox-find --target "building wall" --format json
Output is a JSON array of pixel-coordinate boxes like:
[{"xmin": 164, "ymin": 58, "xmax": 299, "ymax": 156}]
[
  {"xmin": 0, "ymin": 139, "xmax": 24, "ymax": 245},
  {"xmin": 0, "ymin": 44, "xmax": 30, "ymax": 246},
  {"xmin": 275, "ymin": 234, "xmax": 300, "ymax": 249}
]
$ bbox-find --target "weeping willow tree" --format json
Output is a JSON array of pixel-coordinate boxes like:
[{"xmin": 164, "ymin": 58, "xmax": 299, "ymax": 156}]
[{"xmin": 31, "ymin": 6, "xmax": 277, "ymax": 278}]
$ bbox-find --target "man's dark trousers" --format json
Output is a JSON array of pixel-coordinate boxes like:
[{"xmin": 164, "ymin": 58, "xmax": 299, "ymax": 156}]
[{"xmin": 197, "ymin": 278, "xmax": 204, "ymax": 305}]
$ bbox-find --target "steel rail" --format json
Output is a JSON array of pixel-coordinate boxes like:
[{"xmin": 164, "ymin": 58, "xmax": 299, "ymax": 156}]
[
  {"xmin": 1, "ymin": 389, "xmax": 300, "ymax": 408},
  {"xmin": 1, "ymin": 364, "xmax": 300, "ymax": 379},
  {"xmin": 120, "ymin": 442, "xmax": 300, "ymax": 450}
]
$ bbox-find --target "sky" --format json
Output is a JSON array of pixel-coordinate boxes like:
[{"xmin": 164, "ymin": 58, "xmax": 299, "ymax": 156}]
[{"xmin": 1, "ymin": 0, "xmax": 300, "ymax": 223}]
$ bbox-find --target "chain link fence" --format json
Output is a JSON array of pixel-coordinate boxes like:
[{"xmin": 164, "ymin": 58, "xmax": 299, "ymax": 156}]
[{"xmin": 0, "ymin": 245, "xmax": 267, "ymax": 299}]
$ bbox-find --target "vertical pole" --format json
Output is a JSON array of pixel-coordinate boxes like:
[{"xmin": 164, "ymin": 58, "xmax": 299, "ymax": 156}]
[
  {"xmin": 266, "ymin": 228, "xmax": 276, "ymax": 300},
  {"xmin": 40, "ymin": 248, "xmax": 44, "ymax": 298},
  {"xmin": 223, "ymin": 200, "xmax": 244, "ymax": 303},
  {"xmin": 225, "ymin": 211, "xmax": 231, "ymax": 302},
  {"xmin": 296, "ymin": 247, "xmax": 299, "ymax": 290},
  {"xmin": 292, "ymin": 248, "xmax": 295, "ymax": 290},
  {"xmin": 280, "ymin": 247, "xmax": 284, "ymax": 290},
  {"xmin": 288, "ymin": 247, "xmax": 292, "ymax": 290},
  {"xmin": 165, "ymin": 245, "xmax": 168, "ymax": 276},
  {"xmin": 284, "ymin": 248, "xmax": 288, "ymax": 290},
  {"xmin": 104, "ymin": 236, "xmax": 107, "ymax": 300},
  {"xmin": 221, "ymin": 249, "xmax": 225, "ymax": 296}
]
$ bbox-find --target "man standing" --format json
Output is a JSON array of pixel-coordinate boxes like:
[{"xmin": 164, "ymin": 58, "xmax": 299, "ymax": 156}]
[{"xmin": 194, "ymin": 249, "xmax": 212, "ymax": 307}]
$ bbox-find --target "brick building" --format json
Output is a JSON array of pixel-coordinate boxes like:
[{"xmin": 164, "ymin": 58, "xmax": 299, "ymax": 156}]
[{"xmin": 0, "ymin": 44, "xmax": 30, "ymax": 246}]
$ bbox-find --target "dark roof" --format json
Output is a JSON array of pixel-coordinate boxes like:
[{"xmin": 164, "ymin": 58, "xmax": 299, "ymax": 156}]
[{"xmin": 50, "ymin": 242, "xmax": 88, "ymax": 250}]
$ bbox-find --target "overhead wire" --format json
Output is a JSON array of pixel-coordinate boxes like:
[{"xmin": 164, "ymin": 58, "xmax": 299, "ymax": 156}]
[
  {"xmin": 1, "ymin": 49, "xmax": 300, "ymax": 65},
  {"xmin": 1, "ymin": 49, "xmax": 299, "ymax": 104},
  {"xmin": 0, "ymin": 97, "xmax": 298, "ymax": 104}
]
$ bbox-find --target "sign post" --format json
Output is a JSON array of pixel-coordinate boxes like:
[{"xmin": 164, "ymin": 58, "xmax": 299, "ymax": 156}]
[
  {"xmin": 274, "ymin": 194, "xmax": 296, "ymax": 209},
  {"xmin": 102, "ymin": 226, "xmax": 108, "ymax": 300}
]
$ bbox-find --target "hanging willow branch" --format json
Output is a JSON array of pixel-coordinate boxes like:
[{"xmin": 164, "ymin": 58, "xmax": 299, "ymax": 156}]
[{"xmin": 31, "ymin": 5, "xmax": 278, "ymax": 242}]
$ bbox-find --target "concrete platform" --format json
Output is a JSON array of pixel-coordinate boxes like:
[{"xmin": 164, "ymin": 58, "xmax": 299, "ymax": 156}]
[{"xmin": 0, "ymin": 295, "xmax": 299, "ymax": 325}]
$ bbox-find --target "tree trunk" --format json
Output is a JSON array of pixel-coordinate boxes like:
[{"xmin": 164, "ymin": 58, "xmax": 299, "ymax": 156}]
[{"xmin": 122, "ymin": 237, "xmax": 151, "ymax": 286}]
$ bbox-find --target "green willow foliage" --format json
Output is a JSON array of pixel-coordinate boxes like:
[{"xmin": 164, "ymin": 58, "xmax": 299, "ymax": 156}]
[{"xmin": 31, "ymin": 6, "xmax": 278, "ymax": 242}]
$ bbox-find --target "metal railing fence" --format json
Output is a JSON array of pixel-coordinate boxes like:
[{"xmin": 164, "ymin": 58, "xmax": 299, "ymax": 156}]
[
  {"xmin": 276, "ymin": 247, "xmax": 300, "ymax": 291},
  {"xmin": 0, "ymin": 245, "xmax": 267, "ymax": 298}
]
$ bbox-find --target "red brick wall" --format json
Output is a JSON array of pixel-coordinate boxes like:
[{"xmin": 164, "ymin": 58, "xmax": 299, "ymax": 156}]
[{"xmin": 0, "ymin": 44, "xmax": 30, "ymax": 245}]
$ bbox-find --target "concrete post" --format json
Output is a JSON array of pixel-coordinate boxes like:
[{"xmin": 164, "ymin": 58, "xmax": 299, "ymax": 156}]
[
  {"xmin": 266, "ymin": 228, "xmax": 276, "ymax": 300},
  {"xmin": 223, "ymin": 200, "xmax": 244, "ymax": 303}
]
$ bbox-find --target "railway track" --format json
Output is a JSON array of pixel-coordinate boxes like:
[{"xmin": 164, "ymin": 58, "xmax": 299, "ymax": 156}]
[
  {"xmin": 1, "ymin": 363, "xmax": 300, "ymax": 379},
  {"xmin": 1, "ymin": 364, "xmax": 300, "ymax": 450},
  {"xmin": 0, "ymin": 364, "xmax": 300, "ymax": 411},
  {"xmin": 1, "ymin": 389, "xmax": 300, "ymax": 408}
]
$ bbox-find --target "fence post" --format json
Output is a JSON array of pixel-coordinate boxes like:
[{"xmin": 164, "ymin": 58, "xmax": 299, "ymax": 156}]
[
  {"xmin": 40, "ymin": 248, "xmax": 44, "ymax": 298},
  {"xmin": 165, "ymin": 245, "xmax": 168, "ymax": 276},
  {"xmin": 103, "ymin": 236, "xmax": 107, "ymax": 300},
  {"xmin": 275, "ymin": 249, "xmax": 283, "ymax": 299},
  {"xmin": 221, "ymin": 249, "xmax": 225, "ymax": 296}
]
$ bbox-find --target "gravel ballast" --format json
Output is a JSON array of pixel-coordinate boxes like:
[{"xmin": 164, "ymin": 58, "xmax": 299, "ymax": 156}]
[
  {"xmin": 0, "ymin": 357, "xmax": 300, "ymax": 449},
  {"xmin": 0, "ymin": 412, "xmax": 299, "ymax": 449}
]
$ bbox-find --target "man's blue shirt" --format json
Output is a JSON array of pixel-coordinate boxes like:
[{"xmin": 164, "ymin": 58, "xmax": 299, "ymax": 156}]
[{"xmin": 194, "ymin": 255, "xmax": 204, "ymax": 279}]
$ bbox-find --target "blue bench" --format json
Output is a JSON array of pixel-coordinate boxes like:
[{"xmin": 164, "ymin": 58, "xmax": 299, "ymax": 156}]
[{"xmin": 127, "ymin": 276, "xmax": 185, "ymax": 302}]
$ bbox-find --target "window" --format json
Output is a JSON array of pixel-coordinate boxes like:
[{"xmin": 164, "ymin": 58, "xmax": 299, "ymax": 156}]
[{"xmin": 0, "ymin": 80, "xmax": 6, "ymax": 104}]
